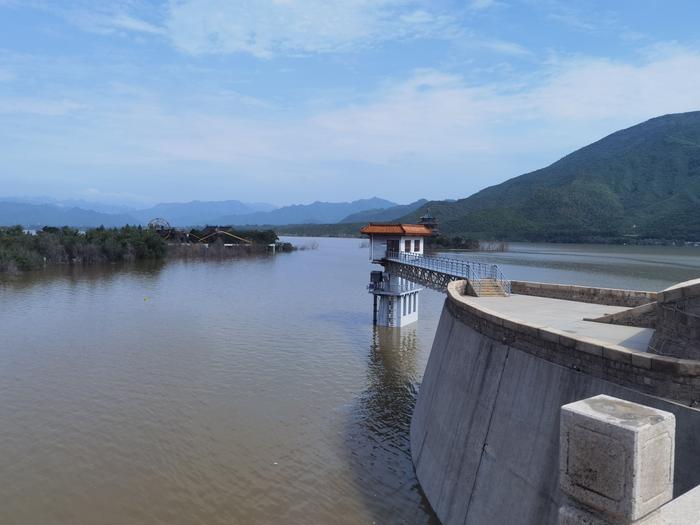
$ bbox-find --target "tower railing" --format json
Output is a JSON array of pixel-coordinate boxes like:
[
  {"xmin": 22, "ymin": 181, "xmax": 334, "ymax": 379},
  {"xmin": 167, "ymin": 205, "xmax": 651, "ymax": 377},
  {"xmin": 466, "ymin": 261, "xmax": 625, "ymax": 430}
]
[
  {"xmin": 384, "ymin": 251, "xmax": 511, "ymax": 295},
  {"xmin": 368, "ymin": 281, "xmax": 420, "ymax": 294}
]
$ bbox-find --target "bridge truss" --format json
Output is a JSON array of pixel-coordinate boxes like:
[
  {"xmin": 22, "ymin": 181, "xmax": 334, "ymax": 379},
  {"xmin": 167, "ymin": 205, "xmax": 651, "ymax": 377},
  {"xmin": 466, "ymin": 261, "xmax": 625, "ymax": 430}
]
[
  {"xmin": 382, "ymin": 251, "xmax": 511, "ymax": 295},
  {"xmin": 384, "ymin": 260, "xmax": 458, "ymax": 292}
]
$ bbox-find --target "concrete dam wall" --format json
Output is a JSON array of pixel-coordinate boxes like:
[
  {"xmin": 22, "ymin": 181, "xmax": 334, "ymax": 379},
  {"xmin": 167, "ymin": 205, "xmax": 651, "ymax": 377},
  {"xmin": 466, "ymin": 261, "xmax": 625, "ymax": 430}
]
[{"xmin": 411, "ymin": 282, "xmax": 700, "ymax": 525}]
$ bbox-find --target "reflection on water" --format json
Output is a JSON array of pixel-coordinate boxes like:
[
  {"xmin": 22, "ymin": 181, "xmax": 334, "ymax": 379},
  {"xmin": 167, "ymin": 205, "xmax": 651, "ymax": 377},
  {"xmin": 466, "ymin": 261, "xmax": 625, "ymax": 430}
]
[
  {"xmin": 0, "ymin": 238, "xmax": 697, "ymax": 524},
  {"xmin": 343, "ymin": 327, "xmax": 440, "ymax": 525},
  {"xmin": 0, "ymin": 239, "xmax": 443, "ymax": 525}
]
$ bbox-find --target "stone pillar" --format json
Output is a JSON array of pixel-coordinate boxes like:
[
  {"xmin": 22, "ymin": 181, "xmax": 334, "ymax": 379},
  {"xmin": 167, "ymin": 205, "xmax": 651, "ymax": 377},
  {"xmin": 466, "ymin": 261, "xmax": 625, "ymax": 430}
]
[{"xmin": 559, "ymin": 395, "xmax": 675, "ymax": 525}]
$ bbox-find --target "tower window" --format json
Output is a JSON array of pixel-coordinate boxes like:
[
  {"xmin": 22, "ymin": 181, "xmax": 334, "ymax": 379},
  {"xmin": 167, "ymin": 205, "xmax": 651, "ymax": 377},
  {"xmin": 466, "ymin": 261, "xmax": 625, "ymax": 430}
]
[
  {"xmin": 414, "ymin": 240, "xmax": 421, "ymax": 252},
  {"xmin": 404, "ymin": 240, "xmax": 411, "ymax": 252}
]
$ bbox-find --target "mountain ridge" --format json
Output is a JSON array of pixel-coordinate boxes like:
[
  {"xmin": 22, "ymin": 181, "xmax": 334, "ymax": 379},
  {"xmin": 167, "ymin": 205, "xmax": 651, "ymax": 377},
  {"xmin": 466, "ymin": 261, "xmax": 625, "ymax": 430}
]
[
  {"xmin": 399, "ymin": 111, "xmax": 700, "ymax": 241},
  {"xmin": 339, "ymin": 199, "xmax": 428, "ymax": 223},
  {"xmin": 0, "ymin": 197, "xmax": 409, "ymax": 229},
  {"xmin": 214, "ymin": 197, "xmax": 398, "ymax": 226}
]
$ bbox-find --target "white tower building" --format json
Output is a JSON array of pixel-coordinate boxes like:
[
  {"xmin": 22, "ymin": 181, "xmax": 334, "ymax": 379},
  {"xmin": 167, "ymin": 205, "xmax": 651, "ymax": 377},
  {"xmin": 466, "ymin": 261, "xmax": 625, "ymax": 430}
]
[{"xmin": 361, "ymin": 223, "xmax": 434, "ymax": 328}]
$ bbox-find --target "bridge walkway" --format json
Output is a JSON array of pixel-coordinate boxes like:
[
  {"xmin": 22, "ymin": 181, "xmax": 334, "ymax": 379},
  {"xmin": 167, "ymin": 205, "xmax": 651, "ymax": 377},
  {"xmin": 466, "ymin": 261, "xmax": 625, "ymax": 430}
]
[{"xmin": 382, "ymin": 251, "xmax": 510, "ymax": 296}]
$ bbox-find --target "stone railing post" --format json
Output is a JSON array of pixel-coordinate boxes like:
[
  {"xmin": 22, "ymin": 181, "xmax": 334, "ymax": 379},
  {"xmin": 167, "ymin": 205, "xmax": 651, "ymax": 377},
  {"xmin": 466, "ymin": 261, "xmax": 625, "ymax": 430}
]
[{"xmin": 559, "ymin": 394, "xmax": 675, "ymax": 525}]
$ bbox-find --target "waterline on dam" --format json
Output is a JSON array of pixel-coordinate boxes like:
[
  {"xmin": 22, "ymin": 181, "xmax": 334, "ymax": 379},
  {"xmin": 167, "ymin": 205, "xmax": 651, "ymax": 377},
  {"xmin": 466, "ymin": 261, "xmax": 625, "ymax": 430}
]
[{"xmin": 0, "ymin": 238, "xmax": 698, "ymax": 524}]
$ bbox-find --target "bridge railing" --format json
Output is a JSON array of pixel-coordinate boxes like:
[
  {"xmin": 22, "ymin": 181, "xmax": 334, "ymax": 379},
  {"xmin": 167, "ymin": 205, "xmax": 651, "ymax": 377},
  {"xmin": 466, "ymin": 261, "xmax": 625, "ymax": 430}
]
[
  {"xmin": 385, "ymin": 251, "xmax": 511, "ymax": 295},
  {"xmin": 368, "ymin": 280, "xmax": 420, "ymax": 294}
]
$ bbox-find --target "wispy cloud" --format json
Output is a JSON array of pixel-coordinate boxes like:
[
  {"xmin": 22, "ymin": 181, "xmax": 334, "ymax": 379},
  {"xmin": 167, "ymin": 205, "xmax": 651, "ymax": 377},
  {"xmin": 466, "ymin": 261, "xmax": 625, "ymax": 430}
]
[
  {"xmin": 547, "ymin": 12, "xmax": 599, "ymax": 32},
  {"xmin": 108, "ymin": 14, "xmax": 163, "ymax": 34},
  {"xmin": 70, "ymin": 46, "xmax": 700, "ymax": 168},
  {"xmin": 2, "ymin": 0, "xmax": 529, "ymax": 60},
  {"xmin": 164, "ymin": 0, "xmax": 461, "ymax": 57},
  {"xmin": 468, "ymin": 0, "xmax": 501, "ymax": 10},
  {"xmin": 475, "ymin": 37, "xmax": 530, "ymax": 56},
  {"xmin": 1, "ymin": 1, "xmax": 165, "ymax": 37},
  {"xmin": 2, "ymin": 0, "xmax": 700, "ymax": 202},
  {"xmin": 67, "ymin": 9, "xmax": 163, "ymax": 36},
  {"xmin": 5, "ymin": 45, "xmax": 700, "ymax": 165}
]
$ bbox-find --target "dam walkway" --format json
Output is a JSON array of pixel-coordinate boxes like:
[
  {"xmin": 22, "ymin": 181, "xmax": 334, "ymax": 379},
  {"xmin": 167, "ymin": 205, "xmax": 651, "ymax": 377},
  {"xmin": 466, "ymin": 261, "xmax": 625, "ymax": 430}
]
[
  {"xmin": 383, "ymin": 251, "xmax": 511, "ymax": 296},
  {"xmin": 462, "ymin": 293, "xmax": 654, "ymax": 352}
]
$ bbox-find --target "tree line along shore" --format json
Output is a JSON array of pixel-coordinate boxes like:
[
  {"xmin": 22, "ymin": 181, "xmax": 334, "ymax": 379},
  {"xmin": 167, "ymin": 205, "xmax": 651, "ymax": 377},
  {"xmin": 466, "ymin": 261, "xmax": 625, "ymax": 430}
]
[{"xmin": 0, "ymin": 225, "xmax": 289, "ymax": 273}]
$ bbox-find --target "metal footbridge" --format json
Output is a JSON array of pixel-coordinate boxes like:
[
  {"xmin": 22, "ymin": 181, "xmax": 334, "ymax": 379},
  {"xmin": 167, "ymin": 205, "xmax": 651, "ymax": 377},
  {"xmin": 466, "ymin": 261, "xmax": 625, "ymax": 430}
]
[{"xmin": 383, "ymin": 251, "xmax": 511, "ymax": 296}]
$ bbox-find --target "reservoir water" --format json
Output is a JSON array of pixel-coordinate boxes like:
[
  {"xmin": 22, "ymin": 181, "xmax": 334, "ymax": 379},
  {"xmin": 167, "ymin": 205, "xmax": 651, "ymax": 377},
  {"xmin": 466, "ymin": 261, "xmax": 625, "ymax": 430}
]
[{"xmin": 1, "ymin": 238, "xmax": 699, "ymax": 524}]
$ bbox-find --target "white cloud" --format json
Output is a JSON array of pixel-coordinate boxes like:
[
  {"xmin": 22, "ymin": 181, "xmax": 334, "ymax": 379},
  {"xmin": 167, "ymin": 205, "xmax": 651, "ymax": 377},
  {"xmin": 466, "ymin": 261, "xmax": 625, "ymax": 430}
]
[
  {"xmin": 164, "ymin": 0, "xmax": 460, "ymax": 57},
  {"xmin": 525, "ymin": 46, "xmax": 700, "ymax": 120},
  {"xmin": 3, "ymin": 45, "xmax": 700, "ymax": 201},
  {"xmin": 474, "ymin": 37, "xmax": 530, "ymax": 56},
  {"xmin": 94, "ymin": 47, "xmax": 700, "ymax": 169}
]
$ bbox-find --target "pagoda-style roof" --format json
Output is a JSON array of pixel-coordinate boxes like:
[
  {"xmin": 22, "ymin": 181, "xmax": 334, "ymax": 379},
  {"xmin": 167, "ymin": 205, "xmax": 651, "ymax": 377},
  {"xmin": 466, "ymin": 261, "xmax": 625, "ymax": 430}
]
[{"xmin": 360, "ymin": 223, "xmax": 433, "ymax": 236}]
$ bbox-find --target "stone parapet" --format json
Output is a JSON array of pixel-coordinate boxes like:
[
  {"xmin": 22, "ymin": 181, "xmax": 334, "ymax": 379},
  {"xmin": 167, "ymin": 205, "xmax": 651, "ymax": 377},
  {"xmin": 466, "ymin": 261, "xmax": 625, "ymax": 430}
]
[
  {"xmin": 587, "ymin": 303, "xmax": 658, "ymax": 329},
  {"xmin": 410, "ymin": 296, "xmax": 700, "ymax": 525},
  {"xmin": 648, "ymin": 278, "xmax": 700, "ymax": 361},
  {"xmin": 511, "ymin": 281, "xmax": 657, "ymax": 308},
  {"xmin": 446, "ymin": 281, "xmax": 700, "ymax": 405}
]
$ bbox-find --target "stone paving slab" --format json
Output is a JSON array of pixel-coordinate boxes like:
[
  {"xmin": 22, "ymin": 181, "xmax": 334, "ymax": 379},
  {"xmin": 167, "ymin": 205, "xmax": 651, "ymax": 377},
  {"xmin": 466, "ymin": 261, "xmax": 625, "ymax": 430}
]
[{"xmin": 471, "ymin": 294, "xmax": 654, "ymax": 352}]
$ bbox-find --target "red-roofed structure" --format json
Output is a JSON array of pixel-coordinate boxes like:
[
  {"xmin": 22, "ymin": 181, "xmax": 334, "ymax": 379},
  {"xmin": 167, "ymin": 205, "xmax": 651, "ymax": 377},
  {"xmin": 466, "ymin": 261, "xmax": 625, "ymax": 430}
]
[
  {"xmin": 360, "ymin": 223, "xmax": 435, "ymax": 264},
  {"xmin": 360, "ymin": 222, "xmax": 437, "ymax": 327},
  {"xmin": 360, "ymin": 223, "xmax": 433, "ymax": 236}
]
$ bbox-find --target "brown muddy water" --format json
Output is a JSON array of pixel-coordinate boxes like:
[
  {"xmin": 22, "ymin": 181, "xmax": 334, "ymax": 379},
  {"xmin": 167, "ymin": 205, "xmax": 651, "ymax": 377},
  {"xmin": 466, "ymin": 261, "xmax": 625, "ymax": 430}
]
[{"xmin": 1, "ymin": 238, "xmax": 699, "ymax": 524}]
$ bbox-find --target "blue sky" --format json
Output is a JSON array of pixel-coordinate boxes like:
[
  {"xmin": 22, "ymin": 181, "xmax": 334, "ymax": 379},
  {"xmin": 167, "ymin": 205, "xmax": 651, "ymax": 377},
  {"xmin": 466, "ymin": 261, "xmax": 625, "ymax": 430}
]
[{"xmin": 1, "ymin": 0, "xmax": 700, "ymax": 206}]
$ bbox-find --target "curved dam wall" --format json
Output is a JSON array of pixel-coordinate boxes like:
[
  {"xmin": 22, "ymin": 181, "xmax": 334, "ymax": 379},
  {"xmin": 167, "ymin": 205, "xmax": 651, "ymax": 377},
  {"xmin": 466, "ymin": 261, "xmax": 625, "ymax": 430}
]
[{"xmin": 411, "ymin": 282, "xmax": 700, "ymax": 525}]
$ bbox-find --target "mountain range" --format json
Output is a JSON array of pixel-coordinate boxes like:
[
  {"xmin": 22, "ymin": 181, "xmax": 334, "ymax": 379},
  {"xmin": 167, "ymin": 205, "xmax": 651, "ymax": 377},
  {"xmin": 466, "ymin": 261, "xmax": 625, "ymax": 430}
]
[
  {"xmin": 0, "ymin": 197, "xmax": 411, "ymax": 229},
  {"xmin": 4, "ymin": 111, "xmax": 699, "ymax": 240},
  {"xmin": 0, "ymin": 202, "xmax": 136, "ymax": 228},
  {"xmin": 130, "ymin": 200, "xmax": 276, "ymax": 225},
  {"xmin": 218, "ymin": 197, "xmax": 397, "ymax": 225}
]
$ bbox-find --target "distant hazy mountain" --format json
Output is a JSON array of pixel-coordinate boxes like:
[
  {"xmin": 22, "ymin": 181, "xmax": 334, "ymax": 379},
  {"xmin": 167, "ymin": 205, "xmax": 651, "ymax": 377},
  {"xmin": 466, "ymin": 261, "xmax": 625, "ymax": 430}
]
[
  {"xmin": 400, "ymin": 111, "xmax": 700, "ymax": 241},
  {"xmin": 0, "ymin": 198, "xmax": 400, "ymax": 229},
  {"xmin": 216, "ymin": 197, "xmax": 397, "ymax": 226},
  {"xmin": 339, "ymin": 199, "xmax": 428, "ymax": 223},
  {"xmin": 132, "ymin": 200, "xmax": 277, "ymax": 226},
  {"xmin": 54, "ymin": 199, "xmax": 138, "ymax": 215},
  {"xmin": 0, "ymin": 196, "xmax": 138, "ymax": 215},
  {"xmin": 0, "ymin": 202, "xmax": 138, "ymax": 227}
]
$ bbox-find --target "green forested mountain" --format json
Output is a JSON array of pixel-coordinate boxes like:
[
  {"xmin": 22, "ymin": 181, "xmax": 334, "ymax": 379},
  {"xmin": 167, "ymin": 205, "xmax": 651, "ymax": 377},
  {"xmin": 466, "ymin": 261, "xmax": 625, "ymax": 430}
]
[{"xmin": 402, "ymin": 112, "xmax": 700, "ymax": 241}]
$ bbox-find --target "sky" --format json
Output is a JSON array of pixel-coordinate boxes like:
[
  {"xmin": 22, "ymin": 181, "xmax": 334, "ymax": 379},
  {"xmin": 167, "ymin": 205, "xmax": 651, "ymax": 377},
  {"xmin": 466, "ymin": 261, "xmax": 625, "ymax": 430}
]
[{"xmin": 1, "ymin": 0, "xmax": 700, "ymax": 207}]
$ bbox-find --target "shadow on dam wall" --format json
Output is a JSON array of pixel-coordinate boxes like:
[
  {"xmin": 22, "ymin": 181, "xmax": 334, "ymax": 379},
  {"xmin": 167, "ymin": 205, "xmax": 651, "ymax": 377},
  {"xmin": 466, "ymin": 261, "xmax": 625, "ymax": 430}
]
[
  {"xmin": 411, "ymin": 293, "xmax": 700, "ymax": 525},
  {"xmin": 341, "ymin": 327, "xmax": 440, "ymax": 525}
]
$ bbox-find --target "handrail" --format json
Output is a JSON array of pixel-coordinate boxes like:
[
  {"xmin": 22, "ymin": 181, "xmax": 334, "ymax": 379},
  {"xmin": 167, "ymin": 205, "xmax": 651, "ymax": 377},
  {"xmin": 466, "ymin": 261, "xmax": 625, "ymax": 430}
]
[
  {"xmin": 368, "ymin": 281, "xmax": 420, "ymax": 294},
  {"xmin": 384, "ymin": 251, "xmax": 511, "ymax": 295}
]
